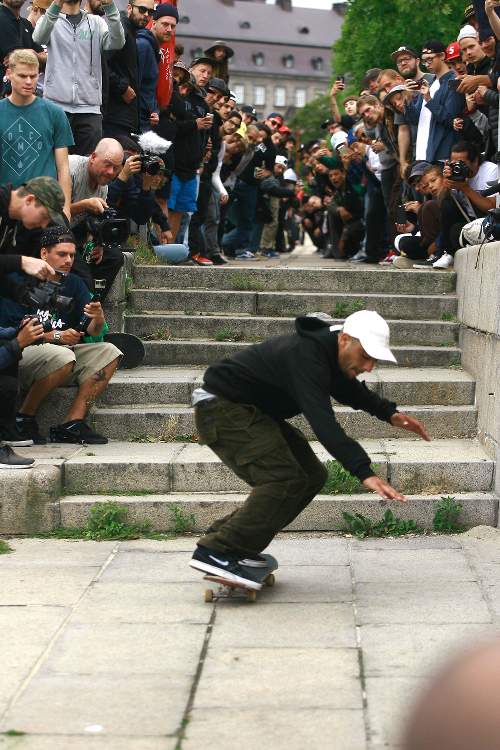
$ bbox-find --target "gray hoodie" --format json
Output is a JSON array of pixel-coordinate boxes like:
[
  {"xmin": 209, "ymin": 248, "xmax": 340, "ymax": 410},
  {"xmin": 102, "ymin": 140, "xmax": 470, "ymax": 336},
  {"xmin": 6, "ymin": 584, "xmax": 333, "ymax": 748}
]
[{"xmin": 33, "ymin": 1, "xmax": 125, "ymax": 113}]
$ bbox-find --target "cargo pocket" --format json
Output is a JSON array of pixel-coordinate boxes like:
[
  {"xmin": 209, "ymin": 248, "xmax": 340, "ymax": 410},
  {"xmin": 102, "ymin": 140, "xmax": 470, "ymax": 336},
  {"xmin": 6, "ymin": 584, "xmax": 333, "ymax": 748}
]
[{"xmin": 194, "ymin": 405, "xmax": 218, "ymax": 445}]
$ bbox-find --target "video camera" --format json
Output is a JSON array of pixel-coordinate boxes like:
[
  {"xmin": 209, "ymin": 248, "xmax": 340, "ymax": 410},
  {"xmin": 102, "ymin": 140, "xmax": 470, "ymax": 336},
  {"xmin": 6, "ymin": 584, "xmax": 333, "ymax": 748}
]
[
  {"xmin": 130, "ymin": 131, "xmax": 172, "ymax": 176},
  {"xmin": 85, "ymin": 208, "xmax": 130, "ymax": 250},
  {"xmin": 14, "ymin": 271, "xmax": 74, "ymax": 336}
]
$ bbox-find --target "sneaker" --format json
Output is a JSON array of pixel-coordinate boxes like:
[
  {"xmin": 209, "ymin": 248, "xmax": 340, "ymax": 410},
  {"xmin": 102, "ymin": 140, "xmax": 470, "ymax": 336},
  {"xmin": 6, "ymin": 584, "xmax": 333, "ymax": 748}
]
[
  {"xmin": 432, "ymin": 251, "xmax": 454, "ymax": 269},
  {"xmin": 349, "ymin": 249, "xmax": 368, "ymax": 262},
  {"xmin": 235, "ymin": 250, "xmax": 256, "ymax": 260},
  {"xmin": 239, "ymin": 553, "xmax": 268, "ymax": 568},
  {"xmin": 192, "ymin": 254, "xmax": 213, "ymax": 266},
  {"xmin": 190, "ymin": 545, "xmax": 263, "ymax": 590},
  {"xmin": 211, "ymin": 252, "xmax": 228, "ymax": 265},
  {"xmin": 379, "ymin": 250, "xmax": 398, "ymax": 265},
  {"xmin": 413, "ymin": 253, "xmax": 440, "ymax": 269},
  {"xmin": 262, "ymin": 250, "xmax": 280, "ymax": 258},
  {"xmin": 50, "ymin": 420, "xmax": 108, "ymax": 445},
  {"xmin": 15, "ymin": 414, "xmax": 46, "ymax": 445},
  {"xmin": 0, "ymin": 423, "xmax": 33, "ymax": 447},
  {"xmin": 393, "ymin": 255, "xmax": 416, "ymax": 269},
  {"xmin": 0, "ymin": 444, "xmax": 34, "ymax": 469}
]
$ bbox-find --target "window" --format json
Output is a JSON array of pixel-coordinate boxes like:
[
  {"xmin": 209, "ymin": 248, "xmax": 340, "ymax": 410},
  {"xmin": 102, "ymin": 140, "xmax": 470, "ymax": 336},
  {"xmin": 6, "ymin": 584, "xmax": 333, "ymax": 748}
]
[
  {"xmin": 254, "ymin": 85, "xmax": 266, "ymax": 106},
  {"xmin": 239, "ymin": 20, "xmax": 251, "ymax": 29},
  {"xmin": 298, "ymin": 26, "xmax": 310, "ymax": 34},
  {"xmin": 252, "ymin": 52, "xmax": 265, "ymax": 66},
  {"xmin": 274, "ymin": 87, "xmax": 286, "ymax": 107},
  {"xmin": 311, "ymin": 57, "xmax": 324, "ymax": 72},
  {"xmin": 179, "ymin": 15, "xmax": 190, "ymax": 23},
  {"xmin": 234, "ymin": 84, "xmax": 245, "ymax": 104},
  {"xmin": 295, "ymin": 89, "xmax": 307, "ymax": 108},
  {"xmin": 283, "ymin": 54, "xmax": 294, "ymax": 69}
]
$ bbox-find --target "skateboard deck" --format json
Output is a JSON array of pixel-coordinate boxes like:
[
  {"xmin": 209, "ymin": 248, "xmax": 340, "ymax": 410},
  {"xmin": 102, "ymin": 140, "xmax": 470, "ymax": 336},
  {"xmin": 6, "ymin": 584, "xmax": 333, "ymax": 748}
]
[
  {"xmin": 203, "ymin": 553, "xmax": 278, "ymax": 603},
  {"xmin": 104, "ymin": 332, "xmax": 145, "ymax": 369}
]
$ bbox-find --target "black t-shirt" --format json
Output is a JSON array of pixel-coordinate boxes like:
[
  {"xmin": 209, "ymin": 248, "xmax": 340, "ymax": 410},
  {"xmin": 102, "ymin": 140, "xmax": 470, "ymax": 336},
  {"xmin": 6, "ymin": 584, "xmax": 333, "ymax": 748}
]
[
  {"xmin": 66, "ymin": 12, "xmax": 83, "ymax": 29},
  {"xmin": 239, "ymin": 139, "xmax": 276, "ymax": 185},
  {"xmin": 0, "ymin": 5, "xmax": 43, "ymax": 79}
]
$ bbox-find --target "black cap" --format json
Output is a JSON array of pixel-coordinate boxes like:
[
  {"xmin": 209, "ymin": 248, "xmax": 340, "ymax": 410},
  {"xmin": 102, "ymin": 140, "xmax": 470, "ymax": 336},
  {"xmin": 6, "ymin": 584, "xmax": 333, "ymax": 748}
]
[
  {"xmin": 207, "ymin": 77, "xmax": 229, "ymax": 96},
  {"xmin": 190, "ymin": 56, "xmax": 216, "ymax": 69},
  {"xmin": 152, "ymin": 3, "xmax": 179, "ymax": 21},
  {"xmin": 360, "ymin": 67, "xmax": 381, "ymax": 88},
  {"xmin": 241, "ymin": 104, "xmax": 257, "ymax": 120},
  {"xmin": 421, "ymin": 40, "xmax": 447, "ymax": 55},
  {"xmin": 320, "ymin": 118, "xmax": 335, "ymax": 129},
  {"xmin": 391, "ymin": 46, "xmax": 419, "ymax": 61}
]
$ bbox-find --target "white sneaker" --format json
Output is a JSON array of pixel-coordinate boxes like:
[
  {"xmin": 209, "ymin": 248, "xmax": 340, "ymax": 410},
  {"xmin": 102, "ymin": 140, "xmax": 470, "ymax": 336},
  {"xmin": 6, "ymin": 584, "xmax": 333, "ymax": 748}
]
[{"xmin": 432, "ymin": 252, "xmax": 454, "ymax": 269}]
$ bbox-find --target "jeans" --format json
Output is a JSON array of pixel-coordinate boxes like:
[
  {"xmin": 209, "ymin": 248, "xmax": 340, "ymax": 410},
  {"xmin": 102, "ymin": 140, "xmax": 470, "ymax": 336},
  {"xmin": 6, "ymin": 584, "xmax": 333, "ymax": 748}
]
[
  {"xmin": 222, "ymin": 180, "xmax": 258, "ymax": 253},
  {"xmin": 153, "ymin": 243, "xmax": 190, "ymax": 264}
]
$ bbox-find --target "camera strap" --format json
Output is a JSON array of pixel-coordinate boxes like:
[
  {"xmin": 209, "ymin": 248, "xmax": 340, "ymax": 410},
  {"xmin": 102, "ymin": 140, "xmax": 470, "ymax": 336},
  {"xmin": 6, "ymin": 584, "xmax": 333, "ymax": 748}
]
[{"xmin": 451, "ymin": 191, "xmax": 475, "ymax": 223}]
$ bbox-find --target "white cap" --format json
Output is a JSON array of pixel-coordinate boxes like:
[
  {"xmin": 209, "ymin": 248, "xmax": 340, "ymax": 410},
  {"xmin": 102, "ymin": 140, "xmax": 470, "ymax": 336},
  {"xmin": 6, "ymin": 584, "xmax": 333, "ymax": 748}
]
[
  {"xmin": 283, "ymin": 168, "xmax": 297, "ymax": 182},
  {"xmin": 330, "ymin": 130, "xmax": 348, "ymax": 150},
  {"xmin": 275, "ymin": 155, "xmax": 288, "ymax": 167},
  {"xmin": 457, "ymin": 24, "xmax": 478, "ymax": 42},
  {"xmin": 331, "ymin": 310, "xmax": 397, "ymax": 363}
]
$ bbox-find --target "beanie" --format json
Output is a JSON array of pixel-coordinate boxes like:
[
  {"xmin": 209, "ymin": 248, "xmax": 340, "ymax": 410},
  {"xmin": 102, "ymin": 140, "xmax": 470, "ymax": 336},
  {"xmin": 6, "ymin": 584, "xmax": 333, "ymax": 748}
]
[
  {"xmin": 457, "ymin": 24, "xmax": 478, "ymax": 42},
  {"xmin": 153, "ymin": 3, "xmax": 179, "ymax": 21}
]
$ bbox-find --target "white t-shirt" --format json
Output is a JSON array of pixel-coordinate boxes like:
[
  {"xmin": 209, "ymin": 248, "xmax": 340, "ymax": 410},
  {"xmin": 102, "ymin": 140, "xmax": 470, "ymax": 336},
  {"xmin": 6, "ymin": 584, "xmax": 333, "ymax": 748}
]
[
  {"xmin": 415, "ymin": 77, "xmax": 440, "ymax": 161},
  {"xmin": 468, "ymin": 160, "xmax": 498, "ymax": 192}
]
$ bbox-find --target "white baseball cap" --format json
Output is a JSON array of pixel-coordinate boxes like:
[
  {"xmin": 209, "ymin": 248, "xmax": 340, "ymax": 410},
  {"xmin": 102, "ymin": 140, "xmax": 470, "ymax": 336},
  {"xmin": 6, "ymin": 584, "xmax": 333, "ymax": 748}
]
[
  {"xmin": 275, "ymin": 155, "xmax": 288, "ymax": 167},
  {"xmin": 330, "ymin": 130, "xmax": 348, "ymax": 150},
  {"xmin": 331, "ymin": 310, "xmax": 397, "ymax": 363}
]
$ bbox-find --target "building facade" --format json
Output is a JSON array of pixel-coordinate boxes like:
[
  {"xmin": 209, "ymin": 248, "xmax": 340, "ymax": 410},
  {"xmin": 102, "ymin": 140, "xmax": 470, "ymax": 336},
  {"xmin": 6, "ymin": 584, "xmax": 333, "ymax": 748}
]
[{"xmin": 175, "ymin": 0, "xmax": 345, "ymax": 118}]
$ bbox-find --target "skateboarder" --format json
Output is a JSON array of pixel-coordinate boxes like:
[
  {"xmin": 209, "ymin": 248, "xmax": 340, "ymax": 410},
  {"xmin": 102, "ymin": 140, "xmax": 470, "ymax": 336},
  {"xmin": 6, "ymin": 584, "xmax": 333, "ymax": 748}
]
[{"xmin": 189, "ymin": 311, "xmax": 431, "ymax": 589}]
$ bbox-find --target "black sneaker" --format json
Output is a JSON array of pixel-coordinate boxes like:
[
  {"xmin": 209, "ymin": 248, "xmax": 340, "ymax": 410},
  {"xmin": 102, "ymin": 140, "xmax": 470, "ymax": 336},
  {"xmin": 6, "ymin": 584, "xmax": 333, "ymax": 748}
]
[
  {"xmin": 0, "ymin": 444, "xmax": 34, "ymax": 469},
  {"xmin": 413, "ymin": 252, "xmax": 441, "ymax": 269},
  {"xmin": 50, "ymin": 420, "xmax": 108, "ymax": 445},
  {"xmin": 190, "ymin": 545, "xmax": 263, "ymax": 590},
  {"xmin": 211, "ymin": 252, "xmax": 228, "ymax": 265},
  {"xmin": 15, "ymin": 414, "xmax": 46, "ymax": 445},
  {"xmin": 239, "ymin": 553, "xmax": 268, "ymax": 568},
  {"xmin": 0, "ymin": 424, "xmax": 33, "ymax": 447}
]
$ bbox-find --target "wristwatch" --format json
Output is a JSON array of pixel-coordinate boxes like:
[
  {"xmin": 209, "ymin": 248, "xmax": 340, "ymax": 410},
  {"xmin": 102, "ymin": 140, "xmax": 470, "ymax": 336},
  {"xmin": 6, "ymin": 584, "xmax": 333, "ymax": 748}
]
[{"xmin": 53, "ymin": 330, "xmax": 61, "ymax": 343}]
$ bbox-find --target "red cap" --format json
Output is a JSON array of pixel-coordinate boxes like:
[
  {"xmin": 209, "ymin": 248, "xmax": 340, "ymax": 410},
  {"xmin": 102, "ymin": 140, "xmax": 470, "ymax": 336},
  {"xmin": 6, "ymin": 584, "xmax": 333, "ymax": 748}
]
[
  {"xmin": 279, "ymin": 125, "xmax": 291, "ymax": 134},
  {"xmin": 446, "ymin": 42, "xmax": 461, "ymax": 61}
]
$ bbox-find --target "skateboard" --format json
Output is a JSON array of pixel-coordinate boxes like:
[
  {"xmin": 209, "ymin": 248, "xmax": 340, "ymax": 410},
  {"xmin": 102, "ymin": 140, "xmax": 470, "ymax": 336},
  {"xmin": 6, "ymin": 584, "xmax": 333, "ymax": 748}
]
[
  {"xmin": 104, "ymin": 332, "xmax": 145, "ymax": 369},
  {"xmin": 203, "ymin": 553, "xmax": 279, "ymax": 603}
]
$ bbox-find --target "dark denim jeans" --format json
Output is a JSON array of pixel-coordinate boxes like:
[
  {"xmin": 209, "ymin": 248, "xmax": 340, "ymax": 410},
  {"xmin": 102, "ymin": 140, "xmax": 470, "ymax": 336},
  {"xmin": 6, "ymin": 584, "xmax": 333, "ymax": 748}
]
[{"xmin": 222, "ymin": 180, "xmax": 258, "ymax": 253}]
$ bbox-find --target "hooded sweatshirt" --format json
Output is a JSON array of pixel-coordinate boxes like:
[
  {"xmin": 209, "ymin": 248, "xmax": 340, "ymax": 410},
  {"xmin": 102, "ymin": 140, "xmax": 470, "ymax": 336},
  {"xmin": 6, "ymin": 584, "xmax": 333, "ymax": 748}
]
[
  {"xmin": 0, "ymin": 185, "xmax": 21, "ymax": 261},
  {"xmin": 33, "ymin": 1, "xmax": 125, "ymax": 113},
  {"xmin": 136, "ymin": 28, "xmax": 159, "ymax": 131},
  {"xmin": 202, "ymin": 315, "xmax": 398, "ymax": 482}
]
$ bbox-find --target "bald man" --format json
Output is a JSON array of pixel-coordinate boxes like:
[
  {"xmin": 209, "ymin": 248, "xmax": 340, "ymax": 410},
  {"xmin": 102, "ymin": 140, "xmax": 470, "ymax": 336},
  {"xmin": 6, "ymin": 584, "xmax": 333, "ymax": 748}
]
[
  {"xmin": 402, "ymin": 638, "xmax": 500, "ymax": 750},
  {"xmin": 68, "ymin": 138, "xmax": 125, "ymax": 300}
]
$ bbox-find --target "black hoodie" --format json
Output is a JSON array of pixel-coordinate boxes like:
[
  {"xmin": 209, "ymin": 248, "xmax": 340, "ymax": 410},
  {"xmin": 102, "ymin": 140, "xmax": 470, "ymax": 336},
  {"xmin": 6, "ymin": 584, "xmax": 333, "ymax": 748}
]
[
  {"xmin": 0, "ymin": 185, "xmax": 20, "ymax": 266},
  {"xmin": 203, "ymin": 315, "xmax": 398, "ymax": 481}
]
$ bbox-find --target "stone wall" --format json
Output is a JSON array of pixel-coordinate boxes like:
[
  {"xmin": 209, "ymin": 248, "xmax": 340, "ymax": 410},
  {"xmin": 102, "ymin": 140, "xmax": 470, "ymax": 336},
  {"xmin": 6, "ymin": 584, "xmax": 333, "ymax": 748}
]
[{"xmin": 455, "ymin": 243, "xmax": 500, "ymax": 495}]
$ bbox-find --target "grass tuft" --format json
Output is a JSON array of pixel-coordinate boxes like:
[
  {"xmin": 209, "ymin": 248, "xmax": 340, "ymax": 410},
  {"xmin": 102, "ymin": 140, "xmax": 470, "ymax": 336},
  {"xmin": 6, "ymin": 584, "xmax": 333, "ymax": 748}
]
[{"xmin": 320, "ymin": 461, "xmax": 362, "ymax": 495}]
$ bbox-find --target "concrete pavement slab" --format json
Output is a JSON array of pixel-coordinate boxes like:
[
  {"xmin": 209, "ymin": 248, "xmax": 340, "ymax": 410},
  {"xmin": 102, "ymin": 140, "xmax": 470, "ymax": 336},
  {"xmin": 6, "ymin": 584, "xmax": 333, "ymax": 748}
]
[
  {"xmin": 193, "ymin": 647, "xmax": 362, "ymax": 710},
  {"xmin": 3, "ymin": 539, "xmax": 116, "ymax": 567},
  {"xmin": 99, "ymin": 550, "xmax": 195, "ymax": 583},
  {"xmin": 209, "ymin": 603, "xmax": 356, "ymax": 649},
  {"xmin": 0, "ymin": 738, "xmax": 176, "ymax": 750},
  {"xmin": 365, "ymin": 676, "xmax": 425, "ymax": 748},
  {"xmin": 260, "ymin": 564, "xmax": 352, "ymax": 603},
  {"xmin": 0, "ymin": 568, "xmax": 101, "ymax": 607},
  {"xmin": 268, "ymin": 536, "xmax": 349, "ymax": 565},
  {"xmin": 183, "ymin": 708, "xmax": 368, "ymax": 750},
  {"xmin": 351, "ymin": 548, "xmax": 476, "ymax": 583}
]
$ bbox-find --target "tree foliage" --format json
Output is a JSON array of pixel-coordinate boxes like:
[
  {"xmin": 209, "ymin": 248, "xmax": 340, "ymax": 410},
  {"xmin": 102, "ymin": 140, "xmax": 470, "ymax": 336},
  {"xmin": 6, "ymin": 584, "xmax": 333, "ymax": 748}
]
[
  {"xmin": 333, "ymin": 0, "xmax": 467, "ymax": 88},
  {"xmin": 289, "ymin": 94, "xmax": 331, "ymax": 142}
]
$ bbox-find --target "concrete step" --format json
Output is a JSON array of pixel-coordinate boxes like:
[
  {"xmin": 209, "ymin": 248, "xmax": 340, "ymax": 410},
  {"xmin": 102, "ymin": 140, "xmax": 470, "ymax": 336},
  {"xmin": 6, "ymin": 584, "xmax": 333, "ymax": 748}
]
[
  {"xmin": 142, "ymin": 340, "xmax": 462, "ymax": 368},
  {"xmin": 60, "ymin": 439, "xmax": 494, "ymax": 496},
  {"xmin": 59, "ymin": 491, "xmax": 499, "ymax": 533},
  {"xmin": 125, "ymin": 314, "xmax": 458, "ymax": 346},
  {"xmin": 99, "ymin": 366, "xmax": 476, "ymax": 407},
  {"xmin": 129, "ymin": 289, "xmax": 457, "ymax": 321},
  {"xmin": 90, "ymin": 404, "xmax": 478, "ymax": 442},
  {"xmin": 133, "ymin": 265, "xmax": 456, "ymax": 294}
]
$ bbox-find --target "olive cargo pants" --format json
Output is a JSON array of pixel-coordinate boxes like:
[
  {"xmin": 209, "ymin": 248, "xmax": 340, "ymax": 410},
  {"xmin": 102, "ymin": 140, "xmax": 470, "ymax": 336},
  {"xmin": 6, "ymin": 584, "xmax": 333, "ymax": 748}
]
[{"xmin": 195, "ymin": 397, "xmax": 328, "ymax": 557}]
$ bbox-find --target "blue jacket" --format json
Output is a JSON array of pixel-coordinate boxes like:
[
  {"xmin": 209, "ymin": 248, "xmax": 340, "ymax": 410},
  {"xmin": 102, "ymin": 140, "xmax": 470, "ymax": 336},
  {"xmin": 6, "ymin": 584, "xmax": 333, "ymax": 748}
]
[
  {"xmin": 0, "ymin": 326, "xmax": 21, "ymax": 370},
  {"xmin": 404, "ymin": 71, "xmax": 465, "ymax": 162},
  {"xmin": 136, "ymin": 29, "xmax": 159, "ymax": 132}
]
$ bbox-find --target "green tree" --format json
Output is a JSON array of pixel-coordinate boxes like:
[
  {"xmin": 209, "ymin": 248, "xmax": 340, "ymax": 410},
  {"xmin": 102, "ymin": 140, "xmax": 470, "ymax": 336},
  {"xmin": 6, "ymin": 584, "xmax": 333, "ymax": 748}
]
[
  {"xmin": 333, "ymin": 0, "xmax": 466, "ymax": 89},
  {"xmin": 289, "ymin": 94, "xmax": 331, "ymax": 142}
]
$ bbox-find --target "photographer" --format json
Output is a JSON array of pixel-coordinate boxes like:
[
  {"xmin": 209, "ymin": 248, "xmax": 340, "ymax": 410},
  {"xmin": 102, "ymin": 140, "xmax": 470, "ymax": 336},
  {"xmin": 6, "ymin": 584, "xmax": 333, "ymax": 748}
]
[
  {"xmin": 0, "ymin": 226, "xmax": 122, "ymax": 445},
  {"xmin": 68, "ymin": 138, "xmax": 126, "ymax": 299},
  {"xmin": 435, "ymin": 139, "xmax": 497, "ymax": 269}
]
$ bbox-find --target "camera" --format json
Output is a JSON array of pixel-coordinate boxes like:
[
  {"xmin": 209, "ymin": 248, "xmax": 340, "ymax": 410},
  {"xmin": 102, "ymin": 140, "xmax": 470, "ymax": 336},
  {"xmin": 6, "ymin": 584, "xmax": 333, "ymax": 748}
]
[
  {"xmin": 139, "ymin": 153, "xmax": 164, "ymax": 175},
  {"xmin": 78, "ymin": 278, "xmax": 106, "ymax": 333},
  {"xmin": 481, "ymin": 207, "xmax": 500, "ymax": 240},
  {"xmin": 15, "ymin": 271, "xmax": 74, "ymax": 316},
  {"xmin": 448, "ymin": 160, "xmax": 471, "ymax": 182},
  {"xmin": 130, "ymin": 130, "xmax": 172, "ymax": 176},
  {"xmin": 86, "ymin": 208, "xmax": 130, "ymax": 249}
]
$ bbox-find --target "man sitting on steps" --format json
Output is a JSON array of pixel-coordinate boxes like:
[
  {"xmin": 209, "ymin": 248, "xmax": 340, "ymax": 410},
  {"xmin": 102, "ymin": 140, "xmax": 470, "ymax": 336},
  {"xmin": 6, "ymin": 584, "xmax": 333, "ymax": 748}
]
[
  {"xmin": 0, "ymin": 225, "xmax": 122, "ymax": 445},
  {"xmin": 189, "ymin": 311, "xmax": 431, "ymax": 591}
]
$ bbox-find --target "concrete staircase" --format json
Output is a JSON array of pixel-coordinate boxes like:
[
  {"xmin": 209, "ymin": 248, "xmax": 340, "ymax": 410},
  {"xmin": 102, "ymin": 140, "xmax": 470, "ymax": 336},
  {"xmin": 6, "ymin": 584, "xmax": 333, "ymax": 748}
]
[{"xmin": 1, "ymin": 260, "xmax": 497, "ymax": 534}]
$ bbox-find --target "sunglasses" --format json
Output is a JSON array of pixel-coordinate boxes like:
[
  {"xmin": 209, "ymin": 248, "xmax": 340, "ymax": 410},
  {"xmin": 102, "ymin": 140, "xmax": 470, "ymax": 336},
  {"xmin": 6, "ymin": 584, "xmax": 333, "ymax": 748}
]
[
  {"xmin": 269, "ymin": 119, "xmax": 281, "ymax": 126},
  {"xmin": 132, "ymin": 4, "xmax": 153, "ymax": 13}
]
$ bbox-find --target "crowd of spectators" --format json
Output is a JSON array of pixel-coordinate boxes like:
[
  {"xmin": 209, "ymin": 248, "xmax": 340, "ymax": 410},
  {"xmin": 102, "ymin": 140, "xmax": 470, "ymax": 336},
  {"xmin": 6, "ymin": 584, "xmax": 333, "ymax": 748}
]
[{"xmin": 0, "ymin": 0, "xmax": 500, "ymax": 467}]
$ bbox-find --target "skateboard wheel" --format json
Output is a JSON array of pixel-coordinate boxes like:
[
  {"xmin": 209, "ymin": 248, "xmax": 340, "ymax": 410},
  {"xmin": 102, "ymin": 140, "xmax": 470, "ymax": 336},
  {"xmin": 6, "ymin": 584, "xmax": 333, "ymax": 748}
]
[
  {"xmin": 247, "ymin": 590, "xmax": 257, "ymax": 602},
  {"xmin": 265, "ymin": 573, "xmax": 275, "ymax": 587},
  {"xmin": 204, "ymin": 589, "xmax": 214, "ymax": 603}
]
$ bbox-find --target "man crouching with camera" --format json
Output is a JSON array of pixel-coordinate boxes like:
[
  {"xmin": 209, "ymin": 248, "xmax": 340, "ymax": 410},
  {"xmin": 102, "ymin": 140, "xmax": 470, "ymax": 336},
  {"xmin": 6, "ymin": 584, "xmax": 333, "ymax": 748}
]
[
  {"xmin": 435, "ymin": 139, "xmax": 498, "ymax": 269},
  {"xmin": 0, "ymin": 226, "xmax": 122, "ymax": 445}
]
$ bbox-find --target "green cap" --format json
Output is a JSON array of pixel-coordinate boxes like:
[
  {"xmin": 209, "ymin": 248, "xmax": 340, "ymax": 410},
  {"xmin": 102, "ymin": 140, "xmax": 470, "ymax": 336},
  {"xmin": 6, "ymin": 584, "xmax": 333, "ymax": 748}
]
[{"xmin": 24, "ymin": 176, "xmax": 66, "ymax": 226}]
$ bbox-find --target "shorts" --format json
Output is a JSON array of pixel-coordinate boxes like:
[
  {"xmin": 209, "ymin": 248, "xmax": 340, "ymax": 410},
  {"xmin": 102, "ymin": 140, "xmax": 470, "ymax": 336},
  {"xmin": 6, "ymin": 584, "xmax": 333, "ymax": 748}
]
[
  {"xmin": 167, "ymin": 173, "xmax": 198, "ymax": 213},
  {"xmin": 19, "ymin": 342, "xmax": 122, "ymax": 390}
]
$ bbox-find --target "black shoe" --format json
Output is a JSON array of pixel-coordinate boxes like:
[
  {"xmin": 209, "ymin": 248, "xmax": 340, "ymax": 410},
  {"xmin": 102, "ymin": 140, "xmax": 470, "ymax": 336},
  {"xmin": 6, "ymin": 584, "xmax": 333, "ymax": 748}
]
[
  {"xmin": 190, "ymin": 545, "xmax": 263, "ymax": 590},
  {"xmin": 211, "ymin": 252, "xmax": 228, "ymax": 265},
  {"xmin": 15, "ymin": 414, "xmax": 46, "ymax": 445},
  {"xmin": 413, "ymin": 252, "xmax": 442, "ymax": 269},
  {"xmin": 50, "ymin": 420, "xmax": 108, "ymax": 445},
  {"xmin": 0, "ymin": 423, "xmax": 33, "ymax": 448},
  {"xmin": 239, "ymin": 553, "xmax": 268, "ymax": 568},
  {"xmin": 0, "ymin": 444, "xmax": 34, "ymax": 469}
]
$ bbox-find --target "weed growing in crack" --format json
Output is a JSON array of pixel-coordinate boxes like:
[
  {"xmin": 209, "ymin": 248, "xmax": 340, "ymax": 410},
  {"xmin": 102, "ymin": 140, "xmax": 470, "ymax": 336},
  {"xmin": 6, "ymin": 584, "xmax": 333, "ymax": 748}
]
[
  {"xmin": 433, "ymin": 496, "xmax": 464, "ymax": 533},
  {"xmin": 342, "ymin": 509, "xmax": 423, "ymax": 539},
  {"xmin": 170, "ymin": 504, "xmax": 196, "ymax": 534}
]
